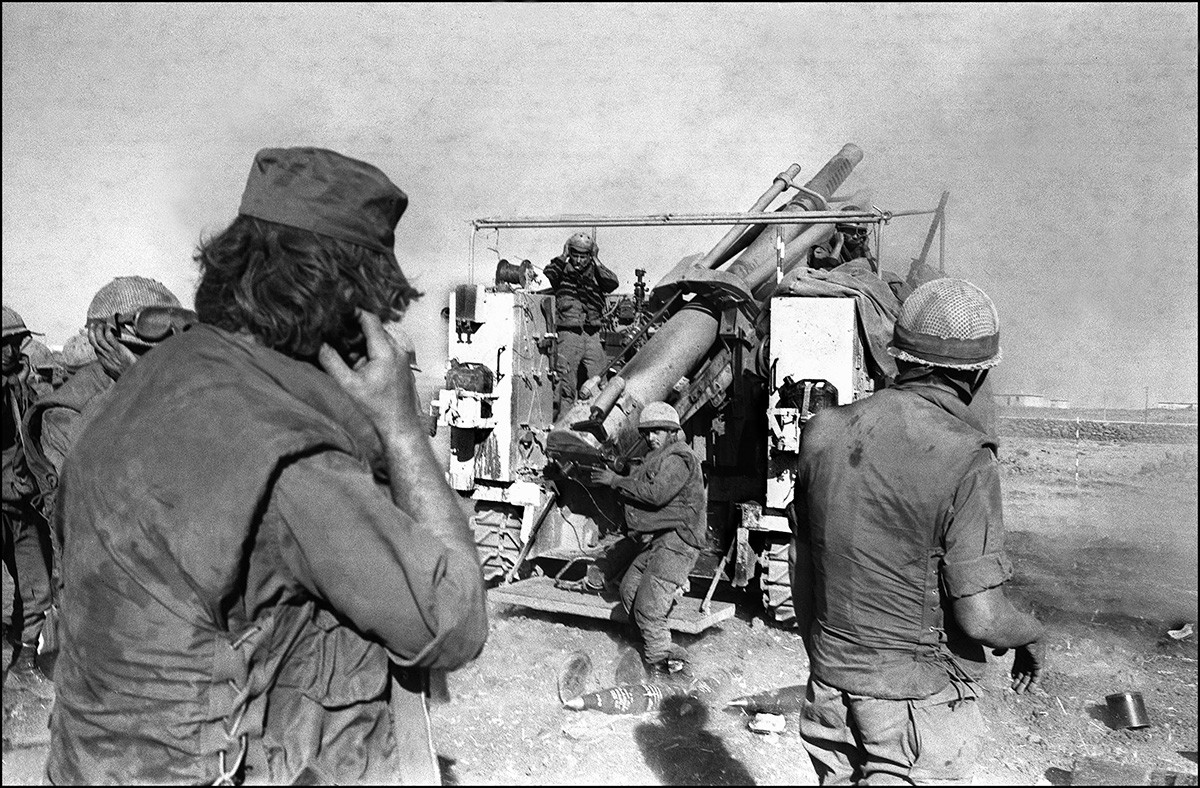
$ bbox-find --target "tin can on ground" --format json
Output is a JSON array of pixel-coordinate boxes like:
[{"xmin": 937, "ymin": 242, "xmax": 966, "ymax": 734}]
[{"xmin": 1105, "ymin": 691, "xmax": 1150, "ymax": 729}]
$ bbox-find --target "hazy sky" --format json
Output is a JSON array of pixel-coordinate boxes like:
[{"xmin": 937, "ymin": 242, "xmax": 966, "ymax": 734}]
[{"xmin": 3, "ymin": 3, "xmax": 1196, "ymax": 408}]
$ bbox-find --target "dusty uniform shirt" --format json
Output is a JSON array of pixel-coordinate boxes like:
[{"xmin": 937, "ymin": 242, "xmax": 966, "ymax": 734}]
[
  {"xmin": 612, "ymin": 440, "xmax": 706, "ymax": 549},
  {"xmin": 795, "ymin": 378, "xmax": 1011, "ymax": 700},
  {"xmin": 543, "ymin": 255, "xmax": 619, "ymax": 328},
  {"xmin": 49, "ymin": 325, "xmax": 487, "ymax": 785}
]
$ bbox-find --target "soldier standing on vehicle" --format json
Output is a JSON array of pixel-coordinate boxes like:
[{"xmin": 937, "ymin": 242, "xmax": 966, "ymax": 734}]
[
  {"xmin": 47, "ymin": 147, "xmax": 488, "ymax": 785},
  {"xmin": 2, "ymin": 305, "xmax": 53, "ymax": 696},
  {"xmin": 791, "ymin": 278, "xmax": 1046, "ymax": 784},
  {"xmin": 589, "ymin": 401, "xmax": 705, "ymax": 675},
  {"xmin": 545, "ymin": 231, "xmax": 619, "ymax": 411}
]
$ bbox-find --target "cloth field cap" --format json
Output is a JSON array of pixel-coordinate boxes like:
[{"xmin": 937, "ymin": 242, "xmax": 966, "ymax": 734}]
[
  {"xmin": 3, "ymin": 305, "xmax": 43, "ymax": 339},
  {"xmin": 238, "ymin": 147, "xmax": 408, "ymax": 265},
  {"xmin": 639, "ymin": 401, "xmax": 682, "ymax": 431},
  {"xmin": 887, "ymin": 277, "xmax": 1002, "ymax": 370},
  {"xmin": 87, "ymin": 277, "xmax": 182, "ymax": 321}
]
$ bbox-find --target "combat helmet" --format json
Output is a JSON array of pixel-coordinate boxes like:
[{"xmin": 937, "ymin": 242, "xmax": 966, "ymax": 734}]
[
  {"xmin": 563, "ymin": 231, "xmax": 598, "ymax": 258},
  {"xmin": 638, "ymin": 401, "xmax": 682, "ymax": 431},
  {"xmin": 2, "ymin": 305, "xmax": 41, "ymax": 341},
  {"xmin": 887, "ymin": 278, "xmax": 1002, "ymax": 370},
  {"xmin": 87, "ymin": 277, "xmax": 187, "ymax": 349}
]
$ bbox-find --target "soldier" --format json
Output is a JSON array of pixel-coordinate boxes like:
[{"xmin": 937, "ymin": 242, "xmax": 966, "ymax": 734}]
[
  {"xmin": 48, "ymin": 147, "xmax": 488, "ymax": 784},
  {"xmin": 545, "ymin": 231, "xmax": 619, "ymax": 410},
  {"xmin": 589, "ymin": 402, "xmax": 706, "ymax": 675},
  {"xmin": 1, "ymin": 305, "xmax": 53, "ymax": 696},
  {"xmin": 791, "ymin": 278, "xmax": 1046, "ymax": 784},
  {"xmin": 23, "ymin": 276, "xmax": 192, "ymax": 506}
]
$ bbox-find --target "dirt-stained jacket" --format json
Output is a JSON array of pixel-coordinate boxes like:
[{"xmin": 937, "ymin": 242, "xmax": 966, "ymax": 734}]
[
  {"xmin": 48, "ymin": 325, "xmax": 488, "ymax": 785},
  {"xmin": 543, "ymin": 255, "xmax": 619, "ymax": 328},
  {"xmin": 611, "ymin": 440, "xmax": 707, "ymax": 549},
  {"xmin": 795, "ymin": 377, "xmax": 1011, "ymax": 701}
]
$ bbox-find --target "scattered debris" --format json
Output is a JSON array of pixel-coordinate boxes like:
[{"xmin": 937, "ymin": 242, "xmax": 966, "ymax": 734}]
[
  {"xmin": 558, "ymin": 651, "xmax": 593, "ymax": 704},
  {"xmin": 747, "ymin": 712, "xmax": 786, "ymax": 735},
  {"xmin": 1167, "ymin": 623, "xmax": 1194, "ymax": 641}
]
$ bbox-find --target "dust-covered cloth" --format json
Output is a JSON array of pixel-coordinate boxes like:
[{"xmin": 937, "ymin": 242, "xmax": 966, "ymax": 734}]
[{"xmin": 49, "ymin": 324, "xmax": 487, "ymax": 785}]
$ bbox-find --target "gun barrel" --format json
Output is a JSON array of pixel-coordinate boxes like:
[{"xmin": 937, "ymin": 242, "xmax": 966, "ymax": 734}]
[{"xmin": 549, "ymin": 145, "xmax": 864, "ymax": 459}]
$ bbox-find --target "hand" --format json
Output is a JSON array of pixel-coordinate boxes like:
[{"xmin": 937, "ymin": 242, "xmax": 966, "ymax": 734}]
[
  {"xmin": 1010, "ymin": 642, "xmax": 1045, "ymax": 694},
  {"xmin": 589, "ymin": 467, "xmax": 616, "ymax": 487},
  {"xmin": 89, "ymin": 322, "xmax": 138, "ymax": 380},
  {"xmin": 318, "ymin": 310, "xmax": 420, "ymax": 438}
]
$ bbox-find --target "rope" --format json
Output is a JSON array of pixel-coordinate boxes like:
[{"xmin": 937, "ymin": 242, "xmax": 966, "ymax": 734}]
[{"xmin": 211, "ymin": 734, "xmax": 248, "ymax": 786}]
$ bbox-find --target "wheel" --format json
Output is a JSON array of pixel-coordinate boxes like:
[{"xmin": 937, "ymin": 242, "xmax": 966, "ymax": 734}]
[
  {"xmin": 759, "ymin": 537, "xmax": 795, "ymax": 625},
  {"xmin": 472, "ymin": 503, "xmax": 524, "ymax": 583}
]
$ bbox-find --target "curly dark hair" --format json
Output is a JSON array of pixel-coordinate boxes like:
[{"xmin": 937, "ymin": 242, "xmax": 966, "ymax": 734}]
[{"xmin": 194, "ymin": 215, "xmax": 421, "ymax": 358}]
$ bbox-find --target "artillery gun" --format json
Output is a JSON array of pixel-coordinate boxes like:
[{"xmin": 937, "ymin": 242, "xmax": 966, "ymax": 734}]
[{"xmin": 432, "ymin": 143, "xmax": 952, "ymax": 633}]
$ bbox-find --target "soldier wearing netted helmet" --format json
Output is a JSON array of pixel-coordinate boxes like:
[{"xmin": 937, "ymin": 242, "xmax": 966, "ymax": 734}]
[
  {"xmin": 2, "ymin": 305, "xmax": 54, "ymax": 696},
  {"xmin": 23, "ymin": 276, "xmax": 194, "ymax": 506},
  {"xmin": 588, "ymin": 401, "xmax": 706, "ymax": 675},
  {"xmin": 544, "ymin": 231, "xmax": 620, "ymax": 412},
  {"xmin": 791, "ymin": 278, "xmax": 1045, "ymax": 784}
]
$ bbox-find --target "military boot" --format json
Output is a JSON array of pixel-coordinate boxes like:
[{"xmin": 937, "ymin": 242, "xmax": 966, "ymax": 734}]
[
  {"xmin": 7, "ymin": 643, "xmax": 54, "ymax": 698},
  {"xmin": 645, "ymin": 648, "xmax": 689, "ymax": 679}
]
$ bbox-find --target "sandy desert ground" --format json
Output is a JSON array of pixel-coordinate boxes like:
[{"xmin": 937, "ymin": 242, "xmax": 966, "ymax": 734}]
[{"xmin": 3, "ymin": 431, "xmax": 1196, "ymax": 785}]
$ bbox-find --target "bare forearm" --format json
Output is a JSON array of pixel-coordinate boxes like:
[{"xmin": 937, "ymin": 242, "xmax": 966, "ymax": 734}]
[
  {"xmin": 974, "ymin": 607, "xmax": 1043, "ymax": 649},
  {"xmin": 953, "ymin": 587, "xmax": 1044, "ymax": 649},
  {"xmin": 382, "ymin": 426, "xmax": 474, "ymax": 551}
]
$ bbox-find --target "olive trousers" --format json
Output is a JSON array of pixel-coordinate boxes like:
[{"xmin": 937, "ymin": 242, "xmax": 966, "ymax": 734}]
[{"xmin": 799, "ymin": 674, "xmax": 982, "ymax": 785}]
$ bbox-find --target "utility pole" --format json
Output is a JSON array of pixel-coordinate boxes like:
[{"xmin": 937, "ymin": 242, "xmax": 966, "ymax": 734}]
[{"xmin": 1144, "ymin": 386, "xmax": 1149, "ymax": 423}]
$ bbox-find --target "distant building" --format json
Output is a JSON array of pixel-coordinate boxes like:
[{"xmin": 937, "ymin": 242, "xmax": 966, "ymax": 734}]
[
  {"xmin": 995, "ymin": 393, "xmax": 1048, "ymax": 407},
  {"xmin": 1155, "ymin": 402, "xmax": 1198, "ymax": 411},
  {"xmin": 1049, "ymin": 399, "xmax": 1071, "ymax": 409}
]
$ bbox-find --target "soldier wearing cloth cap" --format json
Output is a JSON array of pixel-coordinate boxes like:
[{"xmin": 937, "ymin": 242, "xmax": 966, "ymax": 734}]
[
  {"xmin": 588, "ymin": 401, "xmax": 706, "ymax": 675},
  {"xmin": 791, "ymin": 279, "xmax": 1046, "ymax": 784},
  {"xmin": 48, "ymin": 148, "xmax": 488, "ymax": 785},
  {"xmin": 2, "ymin": 306, "xmax": 54, "ymax": 693},
  {"xmin": 545, "ymin": 232, "xmax": 620, "ymax": 411}
]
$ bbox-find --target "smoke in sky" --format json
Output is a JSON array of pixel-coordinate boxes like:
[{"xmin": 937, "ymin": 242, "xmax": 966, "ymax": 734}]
[{"xmin": 3, "ymin": 3, "xmax": 1196, "ymax": 408}]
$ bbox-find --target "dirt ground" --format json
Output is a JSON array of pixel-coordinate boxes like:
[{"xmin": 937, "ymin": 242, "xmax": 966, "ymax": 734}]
[{"xmin": 3, "ymin": 436, "xmax": 1197, "ymax": 785}]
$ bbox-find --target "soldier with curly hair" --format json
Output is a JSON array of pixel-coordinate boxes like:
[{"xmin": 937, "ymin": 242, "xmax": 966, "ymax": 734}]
[{"xmin": 48, "ymin": 147, "xmax": 488, "ymax": 785}]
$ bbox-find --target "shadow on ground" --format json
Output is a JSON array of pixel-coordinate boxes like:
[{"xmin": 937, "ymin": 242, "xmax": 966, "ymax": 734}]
[{"xmin": 633, "ymin": 695, "xmax": 755, "ymax": 786}]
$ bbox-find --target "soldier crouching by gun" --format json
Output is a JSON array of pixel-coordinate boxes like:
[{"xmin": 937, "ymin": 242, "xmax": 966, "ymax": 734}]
[{"xmin": 582, "ymin": 401, "xmax": 706, "ymax": 677}]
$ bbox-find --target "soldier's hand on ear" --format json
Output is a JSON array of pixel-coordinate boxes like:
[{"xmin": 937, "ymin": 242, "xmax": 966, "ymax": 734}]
[
  {"xmin": 319, "ymin": 310, "xmax": 420, "ymax": 439},
  {"xmin": 89, "ymin": 322, "xmax": 138, "ymax": 381}
]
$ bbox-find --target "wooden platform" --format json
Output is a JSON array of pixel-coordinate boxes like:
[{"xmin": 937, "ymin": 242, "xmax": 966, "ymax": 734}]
[{"xmin": 487, "ymin": 576, "xmax": 735, "ymax": 634}]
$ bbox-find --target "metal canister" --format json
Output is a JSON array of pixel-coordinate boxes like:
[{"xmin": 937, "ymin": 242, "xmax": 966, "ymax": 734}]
[{"xmin": 1105, "ymin": 691, "xmax": 1150, "ymax": 729}]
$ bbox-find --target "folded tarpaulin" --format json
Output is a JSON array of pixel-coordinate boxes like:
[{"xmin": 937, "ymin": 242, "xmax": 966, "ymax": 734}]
[{"xmin": 778, "ymin": 258, "xmax": 909, "ymax": 381}]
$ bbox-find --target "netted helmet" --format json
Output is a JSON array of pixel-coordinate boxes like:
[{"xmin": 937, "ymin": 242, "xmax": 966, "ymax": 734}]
[
  {"xmin": 639, "ymin": 401, "xmax": 681, "ymax": 431},
  {"xmin": 3, "ymin": 305, "xmax": 42, "ymax": 340},
  {"xmin": 87, "ymin": 276, "xmax": 181, "ymax": 322},
  {"xmin": 887, "ymin": 278, "xmax": 1001, "ymax": 370},
  {"xmin": 564, "ymin": 232, "xmax": 597, "ymax": 257},
  {"xmin": 23, "ymin": 338, "xmax": 55, "ymax": 368},
  {"xmin": 62, "ymin": 333, "xmax": 98, "ymax": 370}
]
